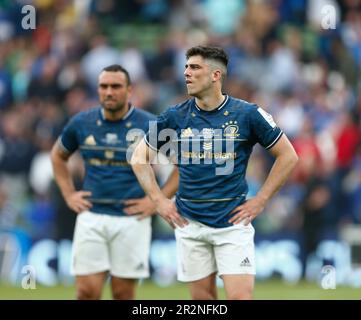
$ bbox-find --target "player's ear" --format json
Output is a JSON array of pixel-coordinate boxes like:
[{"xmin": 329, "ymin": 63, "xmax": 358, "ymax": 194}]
[
  {"xmin": 127, "ymin": 84, "xmax": 132, "ymax": 96},
  {"xmin": 212, "ymin": 69, "xmax": 222, "ymax": 82}
]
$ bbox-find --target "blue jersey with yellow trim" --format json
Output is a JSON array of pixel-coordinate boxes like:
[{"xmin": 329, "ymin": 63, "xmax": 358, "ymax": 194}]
[
  {"xmin": 59, "ymin": 105, "xmax": 155, "ymax": 216},
  {"xmin": 145, "ymin": 95, "xmax": 283, "ymax": 228}
]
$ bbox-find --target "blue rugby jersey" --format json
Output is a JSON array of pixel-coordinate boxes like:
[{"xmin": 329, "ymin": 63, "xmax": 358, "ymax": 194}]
[
  {"xmin": 59, "ymin": 105, "xmax": 156, "ymax": 216},
  {"xmin": 145, "ymin": 95, "xmax": 283, "ymax": 228}
]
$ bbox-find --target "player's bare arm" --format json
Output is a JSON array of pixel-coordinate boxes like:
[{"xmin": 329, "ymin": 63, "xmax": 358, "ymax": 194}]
[
  {"xmin": 131, "ymin": 139, "xmax": 187, "ymax": 228},
  {"xmin": 124, "ymin": 167, "xmax": 179, "ymax": 220},
  {"xmin": 50, "ymin": 140, "xmax": 92, "ymax": 214},
  {"xmin": 229, "ymin": 134, "xmax": 298, "ymax": 225}
]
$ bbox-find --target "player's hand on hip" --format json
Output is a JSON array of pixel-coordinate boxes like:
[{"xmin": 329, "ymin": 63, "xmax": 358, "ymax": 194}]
[
  {"xmin": 65, "ymin": 191, "xmax": 92, "ymax": 214},
  {"xmin": 123, "ymin": 196, "xmax": 156, "ymax": 220},
  {"xmin": 156, "ymin": 198, "xmax": 188, "ymax": 229},
  {"xmin": 228, "ymin": 196, "xmax": 266, "ymax": 225}
]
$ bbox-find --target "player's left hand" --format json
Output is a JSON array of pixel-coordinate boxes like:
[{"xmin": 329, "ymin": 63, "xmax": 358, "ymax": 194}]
[
  {"xmin": 228, "ymin": 196, "xmax": 266, "ymax": 225},
  {"xmin": 123, "ymin": 196, "xmax": 157, "ymax": 220}
]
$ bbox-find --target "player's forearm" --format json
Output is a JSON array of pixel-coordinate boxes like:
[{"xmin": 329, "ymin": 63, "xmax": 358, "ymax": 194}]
[
  {"xmin": 131, "ymin": 140, "xmax": 167, "ymax": 203},
  {"xmin": 133, "ymin": 162, "xmax": 166, "ymax": 203},
  {"xmin": 51, "ymin": 150, "xmax": 76, "ymax": 200},
  {"xmin": 160, "ymin": 166, "xmax": 179, "ymax": 198},
  {"xmin": 256, "ymin": 149, "xmax": 298, "ymax": 204},
  {"xmin": 130, "ymin": 140, "xmax": 166, "ymax": 203}
]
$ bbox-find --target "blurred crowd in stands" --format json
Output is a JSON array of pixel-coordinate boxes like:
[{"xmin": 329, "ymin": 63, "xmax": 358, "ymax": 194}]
[{"xmin": 0, "ymin": 0, "xmax": 361, "ymax": 264}]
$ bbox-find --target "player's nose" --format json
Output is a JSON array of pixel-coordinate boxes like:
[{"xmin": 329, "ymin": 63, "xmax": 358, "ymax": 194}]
[{"xmin": 104, "ymin": 85, "xmax": 114, "ymax": 94}]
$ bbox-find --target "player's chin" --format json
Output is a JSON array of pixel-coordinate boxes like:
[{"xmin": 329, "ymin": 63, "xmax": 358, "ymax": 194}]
[
  {"xmin": 104, "ymin": 103, "xmax": 119, "ymax": 111},
  {"xmin": 186, "ymin": 88, "xmax": 198, "ymax": 96}
]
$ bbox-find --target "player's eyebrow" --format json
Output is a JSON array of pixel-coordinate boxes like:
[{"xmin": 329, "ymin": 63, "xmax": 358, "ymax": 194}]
[
  {"xmin": 99, "ymin": 83, "xmax": 123, "ymax": 88},
  {"xmin": 185, "ymin": 63, "xmax": 201, "ymax": 69}
]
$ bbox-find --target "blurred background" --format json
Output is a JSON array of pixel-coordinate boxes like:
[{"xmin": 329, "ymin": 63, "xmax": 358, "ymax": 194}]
[{"xmin": 0, "ymin": 0, "xmax": 361, "ymax": 294}]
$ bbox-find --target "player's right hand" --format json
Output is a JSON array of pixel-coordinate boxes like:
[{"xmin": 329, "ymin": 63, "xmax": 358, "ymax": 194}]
[
  {"xmin": 123, "ymin": 196, "xmax": 157, "ymax": 220},
  {"xmin": 65, "ymin": 191, "xmax": 92, "ymax": 214},
  {"xmin": 156, "ymin": 197, "xmax": 188, "ymax": 229}
]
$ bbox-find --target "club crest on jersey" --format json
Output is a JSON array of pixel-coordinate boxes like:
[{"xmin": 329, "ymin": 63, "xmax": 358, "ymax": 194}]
[{"xmin": 222, "ymin": 121, "xmax": 239, "ymax": 139}]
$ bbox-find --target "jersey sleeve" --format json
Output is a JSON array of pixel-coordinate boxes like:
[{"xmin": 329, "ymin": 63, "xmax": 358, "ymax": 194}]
[
  {"xmin": 59, "ymin": 116, "xmax": 79, "ymax": 154},
  {"xmin": 144, "ymin": 109, "xmax": 175, "ymax": 151},
  {"xmin": 249, "ymin": 105, "xmax": 283, "ymax": 149}
]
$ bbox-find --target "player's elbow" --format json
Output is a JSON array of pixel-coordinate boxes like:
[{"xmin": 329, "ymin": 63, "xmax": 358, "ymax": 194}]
[
  {"xmin": 288, "ymin": 149, "xmax": 299, "ymax": 170},
  {"xmin": 50, "ymin": 144, "xmax": 60, "ymax": 164},
  {"xmin": 50, "ymin": 142, "xmax": 70, "ymax": 165}
]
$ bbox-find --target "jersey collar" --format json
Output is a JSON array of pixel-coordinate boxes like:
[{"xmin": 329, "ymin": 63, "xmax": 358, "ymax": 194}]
[
  {"xmin": 122, "ymin": 104, "xmax": 135, "ymax": 120},
  {"xmin": 100, "ymin": 104, "xmax": 135, "ymax": 122},
  {"xmin": 194, "ymin": 95, "xmax": 229, "ymax": 112}
]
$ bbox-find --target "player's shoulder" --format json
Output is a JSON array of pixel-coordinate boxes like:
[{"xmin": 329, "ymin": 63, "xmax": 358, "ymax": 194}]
[
  {"xmin": 165, "ymin": 98, "xmax": 193, "ymax": 117},
  {"xmin": 132, "ymin": 106, "xmax": 156, "ymax": 121},
  {"xmin": 173, "ymin": 98, "xmax": 193, "ymax": 110},
  {"xmin": 70, "ymin": 107, "xmax": 101, "ymax": 123},
  {"xmin": 227, "ymin": 96, "xmax": 258, "ymax": 113}
]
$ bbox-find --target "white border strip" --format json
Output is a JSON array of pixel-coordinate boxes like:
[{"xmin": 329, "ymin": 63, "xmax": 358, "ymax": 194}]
[
  {"xmin": 144, "ymin": 135, "xmax": 160, "ymax": 152},
  {"xmin": 265, "ymin": 131, "xmax": 283, "ymax": 149}
]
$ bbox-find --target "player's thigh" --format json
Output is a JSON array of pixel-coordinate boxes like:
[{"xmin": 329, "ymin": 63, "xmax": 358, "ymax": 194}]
[
  {"xmin": 72, "ymin": 211, "xmax": 110, "ymax": 275},
  {"xmin": 109, "ymin": 216, "xmax": 151, "ymax": 278},
  {"xmin": 175, "ymin": 222, "xmax": 217, "ymax": 282},
  {"xmin": 222, "ymin": 274, "xmax": 254, "ymax": 300},
  {"xmin": 213, "ymin": 223, "xmax": 256, "ymax": 277}
]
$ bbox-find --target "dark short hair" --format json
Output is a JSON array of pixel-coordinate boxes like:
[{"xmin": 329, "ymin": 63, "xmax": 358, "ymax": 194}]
[
  {"xmin": 101, "ymin": 64, "xmax": 131, "ymax": 85},
  {"xmin": 186, "ymin": 46, "xmax": 228, "ymax": 68}
]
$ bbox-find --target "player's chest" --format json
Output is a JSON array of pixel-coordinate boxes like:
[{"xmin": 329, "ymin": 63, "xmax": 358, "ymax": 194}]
[
  {"xmin": 78, "ymin": 124, "xmax": 144, "ymax": 159},
  {"xmin": 173, "ymin": 114, "xmax": 251, "ymax": 150}
]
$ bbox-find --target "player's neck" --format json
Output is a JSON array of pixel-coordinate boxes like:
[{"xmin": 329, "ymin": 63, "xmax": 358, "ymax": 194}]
[
  {"xmin": 195, "ymin": 92, "xmax": 225, "ymax": 111},
  {"xmin": 103, "ymin": 104, "xmax": 130, "ymax": 121}
]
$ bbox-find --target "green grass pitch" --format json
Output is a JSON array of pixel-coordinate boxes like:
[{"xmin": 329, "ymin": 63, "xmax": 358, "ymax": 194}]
[{"xmin": 0, "ymin": 280, "xmax": 360, "ymax": 300}]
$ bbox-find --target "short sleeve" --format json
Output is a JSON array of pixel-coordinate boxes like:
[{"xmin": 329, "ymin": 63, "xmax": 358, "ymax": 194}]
[
  {"xmin": 59, "ymin": 116, "xmax": 79, "ymax": 154},
  {"xmin": 249, "ymin": 105, "xmax": 283, "ymax": 149},
  {"xmin": 144, "ymin": 109, "xmax": 176, "ymax": 151}
]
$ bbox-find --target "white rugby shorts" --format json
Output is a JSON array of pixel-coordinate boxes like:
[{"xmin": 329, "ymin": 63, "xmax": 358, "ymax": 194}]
[
  {"xmin": 175, "ymin": 219, "xmax": 255, "ymax": 282},
  {"xmin": 71, "ymin": 211, "xmax": 151, "ymax": 279}
]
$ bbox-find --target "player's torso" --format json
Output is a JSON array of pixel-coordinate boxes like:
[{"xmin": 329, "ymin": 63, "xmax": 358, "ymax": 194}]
[
  {"xmin": 72, "ymin": 107, "xmax": 153, "ymax": 215},
  {"xmin": 164, "ymin": 96, "xmax": 281, "ymax": 227},
  {"xmin": 168, "ymin": 97, "xmax": 253, "ymax": 227}
]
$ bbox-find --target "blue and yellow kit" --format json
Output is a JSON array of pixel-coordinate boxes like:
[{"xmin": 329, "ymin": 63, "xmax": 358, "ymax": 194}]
[
  {"xmin": 145, "ymin": 95, "xmax": 283, "ymax": 227},
  {"xmin": 60, "ymin": 105, "xmax": 155, "ymax": 216}
]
